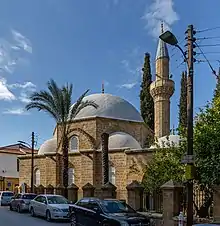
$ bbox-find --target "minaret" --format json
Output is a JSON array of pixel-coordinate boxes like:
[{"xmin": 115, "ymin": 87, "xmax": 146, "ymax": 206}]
[{"xmin": 150, "ymin": 23, "xmax": 175, "ymax": 138}]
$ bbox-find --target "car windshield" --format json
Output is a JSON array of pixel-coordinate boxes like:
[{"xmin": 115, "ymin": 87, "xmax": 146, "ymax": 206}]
[
  {"xmin": 2, "ymin": 192, "xmax": 14, "ymax": 197},
  {"xmin": 47, "ymin": 196, "xmax": 68, "ymax": 204},
  {"xmin": 22, "ymin": 194, "xmax": 37, "ymax": 199},
  {"xmin": 100, "ymin": 200, "xmax": 136, "ymax": 213}
]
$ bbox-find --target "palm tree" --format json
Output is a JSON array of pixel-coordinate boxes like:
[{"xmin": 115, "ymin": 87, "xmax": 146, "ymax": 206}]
[{"xmin": 26, "ymin": 79, "xmax": 98, "ymax": 197}]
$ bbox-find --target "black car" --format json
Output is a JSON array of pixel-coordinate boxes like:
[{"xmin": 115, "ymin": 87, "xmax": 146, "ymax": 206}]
[{"xmin": 69, "ymin": 197, "xmax": 150, "ymax": 226}]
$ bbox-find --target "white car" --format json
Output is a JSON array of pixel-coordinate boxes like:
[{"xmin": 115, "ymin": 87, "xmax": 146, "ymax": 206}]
[
  {"xmin": 0, "ymin": 191, "xmax": 14, "ymax": 206},
  {"xmin": 29, "ymin": 194, "xmax": 70, "ymax": 221}
]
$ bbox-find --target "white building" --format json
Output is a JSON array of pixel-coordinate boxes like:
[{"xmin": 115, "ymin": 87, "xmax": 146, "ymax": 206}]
[{"xmin": 0, "ymin": 144, "xmax": 37, "ymax": 191}]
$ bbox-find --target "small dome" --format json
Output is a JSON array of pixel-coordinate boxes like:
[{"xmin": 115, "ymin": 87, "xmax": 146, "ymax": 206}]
[
  {"xmin": 150, "ymin": 135, "xmax": 180, "ymax": 149},
  {"xmin": 38, "ymin": 138, "xmax": 57, "ymax": 155},
  {"xmin": 107, "ymin": 132, "xmax": 141, "ymax": 149},
  {"xmin": 72, "ymin": 93, "xmax": 143, "ymax": 122}
]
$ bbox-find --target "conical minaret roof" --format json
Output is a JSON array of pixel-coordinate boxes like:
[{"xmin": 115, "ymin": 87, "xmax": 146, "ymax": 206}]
[{"xmin": 156, "ymin": 23, "xmax": 169, "ymax": 60}]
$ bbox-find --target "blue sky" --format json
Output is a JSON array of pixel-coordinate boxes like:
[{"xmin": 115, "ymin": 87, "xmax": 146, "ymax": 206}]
[{"xmin": 0, "ymin": 0, "xmax": 220, "ymax": 147}]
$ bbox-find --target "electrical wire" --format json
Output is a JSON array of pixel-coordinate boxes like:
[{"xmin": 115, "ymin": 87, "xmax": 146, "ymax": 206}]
[
  {"xmin": 197, "ymin": 36, "xmax": 220, "ymax": 40},
  {"xmin": 195, "ymin": 42, "xmax": 218, "ymax": 78},
  {"xmin": 196, "ymin": 26, "xmax": 220, "ymax": 33},
  {"xmin": 199, "ymin": 44, "xmax": 220, "ymax": 47},
  {"xmin": 197, "ymin": 52, "xmax": 220, "ymax": 55}
]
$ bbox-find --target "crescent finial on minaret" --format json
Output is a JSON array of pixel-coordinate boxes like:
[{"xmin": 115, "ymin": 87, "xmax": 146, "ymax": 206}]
[
  {"xmin": 161, "ymin": 21, "xmax": 164, "ymax": 33},
  {"xmin": 102, "ymin": 81, "xmax": 105, "ymax": 94}
]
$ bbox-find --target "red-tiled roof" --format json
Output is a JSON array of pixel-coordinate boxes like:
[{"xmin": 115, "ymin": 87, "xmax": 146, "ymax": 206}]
[{"xmin": 0, "ymin": 143, "xmax": 38, "ymax": 155}]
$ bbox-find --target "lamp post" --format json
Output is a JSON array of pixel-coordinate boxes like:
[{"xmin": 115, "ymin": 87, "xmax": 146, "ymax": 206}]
[
  {"xmin": 159, "ymin": 25, "xmax": 195, "ymax": 226},
  {"xmin": 18, "ymin": 132, "xmax": 35, "ymax": 193}
]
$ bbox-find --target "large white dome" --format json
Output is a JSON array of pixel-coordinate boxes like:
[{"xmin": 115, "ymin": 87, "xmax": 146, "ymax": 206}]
[
  {"xmin": 101, "ymin": 132, "xmax": 141, "ymax": 149},
  {"xmin": 38, "ymin": 138, "xmax": 57, "ymax": 155},
  {"xmin": 73, "ymin": 93, "xmax": 143, "ymax": 122}
]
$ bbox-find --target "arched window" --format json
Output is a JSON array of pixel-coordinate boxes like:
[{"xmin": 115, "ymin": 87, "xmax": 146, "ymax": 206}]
[
  {"xmin": 109, "ymin": 166, "xmax": 116, "ymax": 185},
  {"xmin": 68, "ymin": 168, "xmax": 75, "ymax": 185},
  {"xmin": 34, "ymin": 169, "xmax": 40, "ymax": 186},
  {"xmin": 70, "ymin": 136, "xmax": 79, "ymax": 152}
]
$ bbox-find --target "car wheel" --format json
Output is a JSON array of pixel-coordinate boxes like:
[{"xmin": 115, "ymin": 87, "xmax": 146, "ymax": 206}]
[
  {"xmin": 17, "ymin": 205, "xmax": 21, "ymax": 213},
  {"xmin": 9, "ymin": 204, "xmax": 13, "ymax": 211},
  {"xmin": 30, "ymin": 207, "xmax": 35, "ymax": 217},
  {"xmin": 46, "ymin": 210, "xmax": 52, "ymax": 222},
  {"xmin": 70, "ymin": 213, "xmax": 77, "ymax": 226}
]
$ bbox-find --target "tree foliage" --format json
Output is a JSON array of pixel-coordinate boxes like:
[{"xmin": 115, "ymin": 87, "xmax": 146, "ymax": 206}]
[
  {"xmin": 194, "ymin": 97, "xmax": 220, "ymax": 186},
  {"xmin": 142, "ymin": 139, "xmax": 186, "ymax": 192},
  {"xmin": 140, "ymin": 53, "xmax": 154, "ymax": 133},
  {"xmin": 178, "ymin": 71, "xmax": 187, "ymax": 136}
]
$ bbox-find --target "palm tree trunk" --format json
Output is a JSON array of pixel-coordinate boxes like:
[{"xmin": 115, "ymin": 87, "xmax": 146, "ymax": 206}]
[
  {"xmin": 62, "ymin": 135, "xmax": 69, "ymax": 198},
  {"xmin": 101, "ymin": 133, "xmax": 109, "ymax": 185}
]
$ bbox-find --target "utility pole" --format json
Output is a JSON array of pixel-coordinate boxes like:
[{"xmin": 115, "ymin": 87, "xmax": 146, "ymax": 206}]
[
  {"xmin": 186, "ymin": 24, "xmax": 196, "ymax": 226},
  {"xmin": 31, "ymin": 132, "xmax": 34, "ymax": 193}
]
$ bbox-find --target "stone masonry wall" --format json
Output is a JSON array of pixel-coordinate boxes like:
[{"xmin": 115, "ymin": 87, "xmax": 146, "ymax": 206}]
[{"xmin": 19, "ymin": 149, "xmax": 153, "ymax": 201}]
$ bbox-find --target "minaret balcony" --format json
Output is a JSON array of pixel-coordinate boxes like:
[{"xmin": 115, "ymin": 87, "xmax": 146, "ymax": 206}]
[{"xmin": 150, "ymin": 79, "xmax": 174, "ymax": 99}]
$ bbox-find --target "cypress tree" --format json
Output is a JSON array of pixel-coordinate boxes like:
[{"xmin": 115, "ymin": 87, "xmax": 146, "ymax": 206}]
[
  {"xmin": 213, "ymin": 67, "xmax": 220, "ymax": 100},
  {"xmin": 178, "ymin": 71, "xmax": 187, "ymax": 136},
  {"xmin": 140, "ymin": 53, "xmax": 154, "ymax": 132}
]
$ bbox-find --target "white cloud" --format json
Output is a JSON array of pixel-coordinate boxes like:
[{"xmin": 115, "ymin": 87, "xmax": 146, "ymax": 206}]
[
  {"xmin": 118, "ymin": 82, "xmax": 137, "ymax": 89},
  {"xmin": 142, "ymin": 0, "xmax": 179, "ymax": 38},
  {"xmin": 0, "ymin": 78, "xmax": 15, "ymax": 101},
  {"xmin": 11, "ymin": 30, "xmax": 32, "ymax": 53},
  {"xmin": 8, "ymin": 81, "xmax": 36, "ymax": 103},
  {"xmin": 19, "ymin": 92, "xmax": 31, "ymax": 103},
  {"xmin": 0, "ymin": 30, "xmax": 32, "ymax": 75},
  {"xmin": 8, "ymin": 81, "xmax": 36, "ymax": 90},
  {"xmin": 3, "ymin": 108, "xmax": 29, "ymax": 115}
]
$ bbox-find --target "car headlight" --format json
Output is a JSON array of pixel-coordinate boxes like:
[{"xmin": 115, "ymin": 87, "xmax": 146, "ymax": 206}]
[
  {"xmin": 52, "ymin": 208, "xmax": 61, "ymax": 212},
  {"xmin": 119, "ymin": 221, "xmax": 129, "ymax": 226}
]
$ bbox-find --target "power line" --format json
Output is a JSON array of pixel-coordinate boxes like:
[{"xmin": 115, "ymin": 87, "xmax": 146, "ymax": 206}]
[
  {"xmin": 197, "ymin": 52, "xmax": 220, "ymax": 55},
  {"xmin": 199, "ymin": 44, "xmax": 220, "ymax": 47},
  {"xmin": 196, "ymin": 26, "xmax": 220, "ymax": 33},
  {"xmin": 194, "ymin": 42, "xmax": 217, "ymax": 78},
  {"xmin": 197, "ymin": 36, "xmax": 220, "ymax": 40}
]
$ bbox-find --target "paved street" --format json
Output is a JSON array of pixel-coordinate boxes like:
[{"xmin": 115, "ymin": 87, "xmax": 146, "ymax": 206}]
[{"xmin": 0, "ymin": 206, "xmax": 69, "ymax": 226}]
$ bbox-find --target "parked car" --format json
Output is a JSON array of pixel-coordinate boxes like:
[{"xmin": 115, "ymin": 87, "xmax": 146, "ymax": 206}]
[
  {"xmin": 9, "ymin": 193, "xmax": 37, "ymax": 212},
  {"xmin": 0, "ymin": 191, "xmax": 14, "ymax": 206},
  {"xmin": 69, "ymin": 197, "xmax": 150, "ymax": 226},
  {"xmin": 29, "ymin": 194, "xmax": 70, "ymax": 221}
]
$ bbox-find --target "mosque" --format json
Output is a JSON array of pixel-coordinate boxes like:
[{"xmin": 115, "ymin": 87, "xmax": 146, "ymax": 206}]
[{"xmin": 18, "ymin": 28, "xmax": 176, "ymax": 200}]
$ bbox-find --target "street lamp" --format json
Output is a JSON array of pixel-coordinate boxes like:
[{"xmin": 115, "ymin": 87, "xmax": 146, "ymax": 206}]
[
  {"xmin": 160, "ymin": 26, "xmax": 195, "ymax": 226},
  {"xmin": 159, "ymin": 31, "xmax": 188, "ymax": 66},
  {"xmin": 18, "ymin": 133, "xmax": 35, "ymax": 193}
]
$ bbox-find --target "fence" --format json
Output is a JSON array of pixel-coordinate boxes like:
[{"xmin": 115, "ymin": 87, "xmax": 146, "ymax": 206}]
[
  {"xmin": 143, "ymin": 190, "xmax": 163, "ymax": 213},
  {"xmin": 181, "ymin": 183, "xmax": 213, "ymax": 219}
]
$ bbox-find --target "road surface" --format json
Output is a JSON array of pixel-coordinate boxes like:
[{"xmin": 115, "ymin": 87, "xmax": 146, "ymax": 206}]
[{"xmin": 0, "ymin": 206, "xmax": 69, "ymax": 226}]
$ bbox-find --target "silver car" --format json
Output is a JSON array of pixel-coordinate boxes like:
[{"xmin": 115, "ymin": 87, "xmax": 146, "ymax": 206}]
[
  {"xmin": 0, "ymin": 191, "xmax": 14, "ymax": 206},
  {"xmin": 10, "ymin": 193, "xmax": 37, "ymax": 212},
  {"xmin": 29, "ymin": 194, "xmax": 70, "ymax": 221}
]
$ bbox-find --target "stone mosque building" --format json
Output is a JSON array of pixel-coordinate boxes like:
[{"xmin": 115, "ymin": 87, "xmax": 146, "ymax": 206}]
[{"xmin": 19, "ymin": 30, "xmax": 175, "ymax": 200}]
